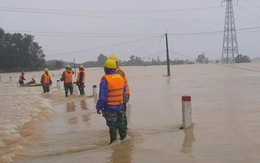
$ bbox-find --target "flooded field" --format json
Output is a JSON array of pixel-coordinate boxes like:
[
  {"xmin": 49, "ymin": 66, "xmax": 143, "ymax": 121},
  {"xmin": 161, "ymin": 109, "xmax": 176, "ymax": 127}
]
[{"xmin": 0, "ymin": 63, "xmax": 260, "ymax": 163}]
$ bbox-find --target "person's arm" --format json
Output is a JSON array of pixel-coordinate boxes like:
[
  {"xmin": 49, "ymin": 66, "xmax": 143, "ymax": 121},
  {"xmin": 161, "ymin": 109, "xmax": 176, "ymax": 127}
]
[
  {"xmin": 60, "ymin": 72, "xmax": 65, "ymax": 81},
  {"xmin": 41, "ymin": 75, "xmax": 44, "ymax": 84},
  {"xmin": 96, "ymin": 79, "xmax": 108, "ymax": 114}
]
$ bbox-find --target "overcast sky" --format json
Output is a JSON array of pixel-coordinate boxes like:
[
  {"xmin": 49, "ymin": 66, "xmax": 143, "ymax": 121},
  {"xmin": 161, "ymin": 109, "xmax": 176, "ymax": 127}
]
[{"xmin": 1, "ymin": 0, "xmax": 260, "ymax": 62}]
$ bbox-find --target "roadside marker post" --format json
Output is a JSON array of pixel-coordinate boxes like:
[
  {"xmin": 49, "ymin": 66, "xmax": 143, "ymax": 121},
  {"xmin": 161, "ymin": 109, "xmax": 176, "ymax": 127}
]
[{"xmin": 182, "ymin": 96, "xmax": 192, "ymax": 129}]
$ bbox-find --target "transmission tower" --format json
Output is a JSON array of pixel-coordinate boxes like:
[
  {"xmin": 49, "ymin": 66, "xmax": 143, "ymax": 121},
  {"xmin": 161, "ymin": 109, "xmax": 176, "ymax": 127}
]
[{"xmin": 222, "ymin": 0, "xmax": 239, "ymax": 63}]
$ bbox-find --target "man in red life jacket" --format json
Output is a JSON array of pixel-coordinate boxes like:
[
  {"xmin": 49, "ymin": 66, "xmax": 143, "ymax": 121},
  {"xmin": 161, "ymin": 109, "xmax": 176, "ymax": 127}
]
[
  {"xmin": 18, "ymin": 72, "xmax": 26, "ymax": 85},
  {"xmin": 60, "ymin": 64, "xmax": 74, "ymax": 97},
  {"xmin": 109, "ymin": 55, "xmax": 130, "ymax": 129},
  {"xmin": 41, "ymin": 68, "xmax": 52, "ymax": 93},
  {"xmin": 96, "ymin": 59, "xmax": 127, "ymax": 144},
  {"xmin": 76, "ymin": 65, "xmax": 86, "ymax": 95}
]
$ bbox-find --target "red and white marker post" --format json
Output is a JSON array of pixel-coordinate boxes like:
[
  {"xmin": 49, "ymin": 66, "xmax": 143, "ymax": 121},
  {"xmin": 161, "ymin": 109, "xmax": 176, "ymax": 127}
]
[
  {"xmin": 182, "ymin": 96, "xmax": 192, "ymax": 129},
  {"xmin": 93, "ymin": 85, "xmax": 97, "ymax": 96},
  {"xmin": 56, "ymin": 80, "xmax": 60, "ymax": 90},
  {"xmin": 73, "ymin": 82, "xmax": 78, "ymax": 94}
]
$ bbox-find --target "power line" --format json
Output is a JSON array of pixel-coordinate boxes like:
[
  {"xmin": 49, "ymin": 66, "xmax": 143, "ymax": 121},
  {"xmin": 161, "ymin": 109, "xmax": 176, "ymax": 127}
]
[
  {"xmin": 238, "ymin": 4, "xmax": 260, "ymax": 18},
  {"xmin": 0, "ymin": 6, "xmax": 222, "ymax": 13},
  {"xmin": 169, "ymin": 50, "xmax": 197, "ymax": 60},
  {"xmin": 4, "ymin": 30, "xmax": 159, "ymax": 38},
  {"xmin": 0, "ymin": 6, "xmax": 225, "ymax": 21},
  {"xmin": 140, "ymin": 50, "xmax": 166, "ymax": 59},
  {"xmin": 111, "ymin": 51, "xmax": 260, "ymax": 73},
  {"xmin": 118, "ymin": 35, "xmax": 165, "ymax": 59},
  {"xmin": 6, "ymin": 26, "xmax": 260, "ymax": 39},
  {"xmin": 243, "ymin": 0, "xmax": 260, "ymax": 10},
  {"xmin": 170, "ymin": 50, "xmax": 260, "ymax": 73},
  {"xmin": 168, "ymin": 26, "xmax": 260, "ymax": 36},
  {"xmin": 48, "ymin": 35, "xmax": 163, "ymax": 57}
]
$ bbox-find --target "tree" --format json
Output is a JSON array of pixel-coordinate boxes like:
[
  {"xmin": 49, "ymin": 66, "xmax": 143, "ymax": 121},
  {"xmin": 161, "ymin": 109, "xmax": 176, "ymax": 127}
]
[
  {"xmin": 97, "ymin": 53, "xmax": 107, "ymax": 66},
  {"xmin": 0, "ymin": 28, "xmax": 46, "ymax": 70},
  {"xmin": 0, "ymin": 28, "xmax": 4, "ymax": 50},
  {"xmin": 54, "ymin": 60, "xmax": 64, "ymax": 69},
  {"xmin": 235, "ymin": 54, "xmax": 251, "ymax": 63},
  {"xmin": 196, "ymin": 52, "xmax": 209, "ymax": 64}
]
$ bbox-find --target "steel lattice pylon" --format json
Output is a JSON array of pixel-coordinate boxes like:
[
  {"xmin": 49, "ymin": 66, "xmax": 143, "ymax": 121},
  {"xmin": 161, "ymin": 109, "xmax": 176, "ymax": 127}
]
[{"xmin": 222, "ymin": 0, "xmax": 239, "ymax": 63}]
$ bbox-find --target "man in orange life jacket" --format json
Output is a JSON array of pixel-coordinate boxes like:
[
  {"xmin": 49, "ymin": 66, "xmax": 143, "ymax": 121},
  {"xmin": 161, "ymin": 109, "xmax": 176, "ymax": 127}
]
[
  {"xmin": 60, "ymin": 64, "xmax": 74, "ymax": 97},
  {"xmin": 18, "ymin": 72, "xmax": 26, "ymax": 85},
  {"xmin": 96, "ymin": 59, "xmax": 127, "ymax": 144},
  {"xmin": 109, "ymin": 55, "xmax": 130, "ymax": 128},
  {"xmin": 76, "ymin": 65, "xmax": 86, "ymax": 95},
  {"xmin": 41, "ymin": 68, "xmax": 52, "ymax": 93}
]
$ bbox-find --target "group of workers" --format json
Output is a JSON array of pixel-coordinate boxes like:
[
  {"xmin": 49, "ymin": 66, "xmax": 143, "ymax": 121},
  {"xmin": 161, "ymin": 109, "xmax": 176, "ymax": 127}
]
[
  {"xmin": 59, "ymin": 64, "xmax": 86, "ymax": 97},
  {"xmin": 18, "ymin": 72, "xmax": 36, "ymax": 85},
  {"xmin": 18, "ymin": 55, "xmax": 130, "ymax": 144}
]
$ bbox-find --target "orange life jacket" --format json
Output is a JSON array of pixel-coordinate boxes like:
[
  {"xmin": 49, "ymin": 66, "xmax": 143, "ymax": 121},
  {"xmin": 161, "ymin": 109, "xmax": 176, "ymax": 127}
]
[
  {"xmin": 19, "ymin": 74, "xmax": 24, "ymax": 81},
  {"xmin": 64, "ymin": 71, "xmax": 73, "ymax": 84},
  {"xmin": 101, "ymin": 74, "xmax": 125, "ymax": 106},
  {"xmin": 117, "ymin": 67, "xmax": 130, "ymax": 95},
  {"xmin": 77, "ymin": 69, "xmax": 86, "ymax": 83},
  {"xmin": 43, "ymin": 73, "xmax": 51, "ymax": 85}
]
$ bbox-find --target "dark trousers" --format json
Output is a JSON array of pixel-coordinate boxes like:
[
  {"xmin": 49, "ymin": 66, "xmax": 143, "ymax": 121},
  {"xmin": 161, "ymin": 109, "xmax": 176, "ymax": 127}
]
[
  {"xmin": 64, "ymin": 83, "xmax": 73, "ymax": 97},
  {"xmin": 104, "ymin": 110, "xmax": 126, "ymax": 143},
  {"xmin": 42, "ymin": 85, "xmax": 50, "ymax": 93},
  {"xmin": 77, "ymin": 84, "xmax": 85, "ymax": 95},
  {"xmin": 123, "ymin": 103, "xmax": 127, "ymax": 128}
]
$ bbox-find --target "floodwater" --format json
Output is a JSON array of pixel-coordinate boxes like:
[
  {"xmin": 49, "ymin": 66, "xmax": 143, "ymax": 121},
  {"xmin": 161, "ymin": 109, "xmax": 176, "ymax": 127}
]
[{"xmin": 0, "ymin": 63, "xmax": 260, "ymax": 163}]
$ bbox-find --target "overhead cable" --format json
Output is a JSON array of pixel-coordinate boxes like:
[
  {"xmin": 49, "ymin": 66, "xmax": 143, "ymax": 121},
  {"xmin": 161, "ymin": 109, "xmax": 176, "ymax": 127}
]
[{"xmin": 48, "ymin": 35, "xmax": 163, "ymax": 56}]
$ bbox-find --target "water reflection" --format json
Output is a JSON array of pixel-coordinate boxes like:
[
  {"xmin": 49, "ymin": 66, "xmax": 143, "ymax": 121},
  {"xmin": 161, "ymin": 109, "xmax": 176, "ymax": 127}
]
[
  {"xmin": 180, "ymin": 126, "xmax": 195, "ymax": 154},
  {"xmin": 80, "ymin": 99, "xmax": 88, "ymax": 110},
  {"xmin": 66, "ymin": 100, "xmax": 91, "ymax": 125},
  {"xmin": 126, "ymin": 103, "xmax": 131, "ymax": 125},
  {"xmin": 67, "ymin": 102, "xmax": 76, "ymax": 112},
  {"xmin": 80, "ymin": 100, "xmax": 90, "ymax": 122},
  {"xmin": 66, "ymin": 102, "xmax": 77, "ymax": 125},
  {"xmin": 68, "ymin": 117, "xmax": 77, "ymax": 125},
  {"xmin": 94, "ymin": 94, "xmax": 98, "ymax": 104},
  {"xmin": 110, "ymin": 140, "xmax": 134, "ymax": 163},
  {"xmin": 166, "ymin": 75, "xmax": 171, "ymax": 84}
]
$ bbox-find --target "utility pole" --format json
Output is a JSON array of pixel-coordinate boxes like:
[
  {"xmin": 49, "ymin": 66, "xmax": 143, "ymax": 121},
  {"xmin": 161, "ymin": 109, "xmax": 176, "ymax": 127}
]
[
  {"xmin": 222, "ymin": 0, "xmax": 239, "ymax": 63},
  {"xmin": 165, "ymin": 33, "xmax": 170, "ymax": 76},
  {"xmin": 73, "ymin": 58, "xmax": 76, "ymax": 76}
]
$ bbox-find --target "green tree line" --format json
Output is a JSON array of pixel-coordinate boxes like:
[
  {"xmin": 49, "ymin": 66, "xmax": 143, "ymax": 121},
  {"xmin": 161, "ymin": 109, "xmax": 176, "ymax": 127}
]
[{"xmin": 0, "ymin": 28, "xmax": 45, "ymax": 72}]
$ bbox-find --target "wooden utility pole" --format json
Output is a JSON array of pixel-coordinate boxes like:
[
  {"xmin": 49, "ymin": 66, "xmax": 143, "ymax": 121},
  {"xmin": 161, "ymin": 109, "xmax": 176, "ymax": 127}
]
[
  {"xmin": 165, "ymin": 33, "xmax": 170, "ymax": 76},
  {"xmin": 73, "ymin": 58, "xmax": 76, "ymax": 76}
]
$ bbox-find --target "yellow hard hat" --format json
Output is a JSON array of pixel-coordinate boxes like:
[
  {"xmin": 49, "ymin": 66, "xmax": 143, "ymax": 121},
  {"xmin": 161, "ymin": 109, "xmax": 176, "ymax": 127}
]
[
  {"xmin": 44, "ymin": 68, "xmax": 49, "ymax": 72},
  {"xmin": 104, "ymin": 59, "xmax": 117, "ymax": 69},
  {"xmin": 109, "ymin": 55, "xmax": 119, "ymax": 62},
  {"xmin": 79, "ymin": 65, "xmax": 84, "ymax": 69},
  {"xmin": 66, "ymin": 64, "xmax": 71, "ymax": 68}
]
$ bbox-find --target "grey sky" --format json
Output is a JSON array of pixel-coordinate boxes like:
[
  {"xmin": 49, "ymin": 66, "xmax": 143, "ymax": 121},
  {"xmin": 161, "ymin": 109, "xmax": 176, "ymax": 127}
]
[{"xmin": 1, "ymin": 0, "xmax": 260, "ymax": 62}]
